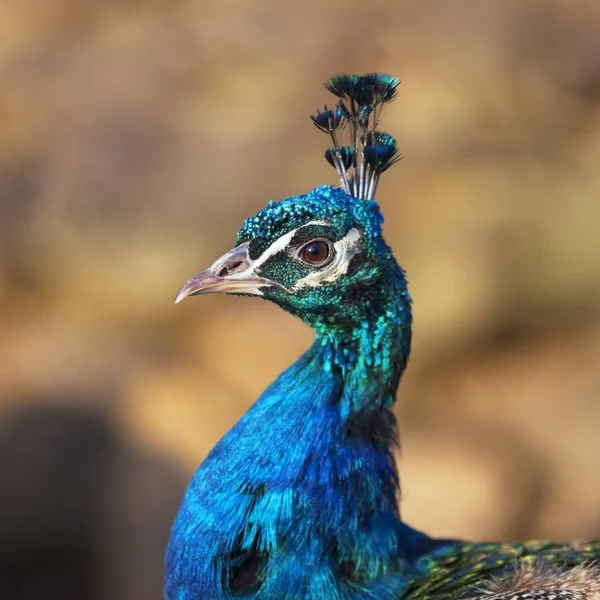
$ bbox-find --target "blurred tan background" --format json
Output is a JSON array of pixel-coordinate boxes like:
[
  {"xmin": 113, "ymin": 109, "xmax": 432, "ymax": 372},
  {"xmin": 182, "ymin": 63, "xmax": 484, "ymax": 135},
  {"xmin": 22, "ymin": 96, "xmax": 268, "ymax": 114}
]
[{"xmin": 1, "ymin": 0, "xmax": 599, "ymax": 598}]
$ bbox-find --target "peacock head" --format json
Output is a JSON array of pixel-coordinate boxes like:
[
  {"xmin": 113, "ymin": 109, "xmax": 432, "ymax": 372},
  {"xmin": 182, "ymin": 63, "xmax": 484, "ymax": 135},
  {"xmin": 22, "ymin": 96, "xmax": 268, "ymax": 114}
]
[
  {"xmin": 175, "ymin": 186, "xmax": 399, "ymax": 328},
  {"xmin": 175, "ymin": 73, "xmax": 406, "ymax": 331}
]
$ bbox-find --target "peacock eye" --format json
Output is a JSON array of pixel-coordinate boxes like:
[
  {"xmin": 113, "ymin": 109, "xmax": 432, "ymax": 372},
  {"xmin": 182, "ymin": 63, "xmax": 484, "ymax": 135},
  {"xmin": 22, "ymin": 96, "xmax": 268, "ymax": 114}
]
[{"xmin": 297, "ymin": 239, "xmax": 332, "ymax": 267}]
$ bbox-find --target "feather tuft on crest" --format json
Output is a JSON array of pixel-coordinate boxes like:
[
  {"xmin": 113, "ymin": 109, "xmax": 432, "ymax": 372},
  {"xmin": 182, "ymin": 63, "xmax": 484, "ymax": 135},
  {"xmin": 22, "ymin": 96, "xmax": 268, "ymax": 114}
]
[
  {"xmin": 323, "ymin": 74, "xmax": 361, "ymax": 100},
  {"xmin": 312, "ymin": 72, "xmax": 402, "ymax": 200},
  {"xmin": 310, "ymin": 105, "xmax": 347, "ymax": 134},
  {"xmin": 324, "ymin": 146, "xmax": 354, "ymax": 171}
]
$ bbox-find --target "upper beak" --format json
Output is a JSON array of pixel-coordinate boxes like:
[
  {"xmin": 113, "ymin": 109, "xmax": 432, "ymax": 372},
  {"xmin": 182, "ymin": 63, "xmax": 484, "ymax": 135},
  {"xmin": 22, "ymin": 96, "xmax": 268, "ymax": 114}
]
[{"xmin": 174, "ymin": 242, "xmax": 275, "ymax": 304}]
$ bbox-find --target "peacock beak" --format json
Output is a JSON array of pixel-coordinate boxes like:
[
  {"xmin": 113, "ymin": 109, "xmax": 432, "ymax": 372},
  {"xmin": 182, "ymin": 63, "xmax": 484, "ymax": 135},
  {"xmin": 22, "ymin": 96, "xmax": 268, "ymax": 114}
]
[{"xmin": 174, "ymin": 242, "xmax": 276, "ymax": 303}]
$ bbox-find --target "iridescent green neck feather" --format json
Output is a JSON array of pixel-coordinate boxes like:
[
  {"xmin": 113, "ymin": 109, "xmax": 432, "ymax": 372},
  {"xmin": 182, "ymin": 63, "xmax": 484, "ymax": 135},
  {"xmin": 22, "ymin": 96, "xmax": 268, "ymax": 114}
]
[{"xmin": 236, "ymin": 186, "xmax": 412, "ymax": 415}]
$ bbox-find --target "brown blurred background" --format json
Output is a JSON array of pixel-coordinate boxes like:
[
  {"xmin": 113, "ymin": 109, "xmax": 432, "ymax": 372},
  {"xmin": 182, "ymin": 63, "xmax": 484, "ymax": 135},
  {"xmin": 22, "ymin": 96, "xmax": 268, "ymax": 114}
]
[{"xmin": 0, "ymin": 0, "xmax": 599, "ymax": 598}]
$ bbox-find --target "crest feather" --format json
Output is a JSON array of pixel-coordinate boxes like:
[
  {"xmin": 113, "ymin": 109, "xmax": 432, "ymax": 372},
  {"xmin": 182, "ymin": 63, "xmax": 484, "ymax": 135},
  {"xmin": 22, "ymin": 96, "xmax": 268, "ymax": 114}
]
[{"xmin": 310, "ymin": 72, "xmax": 402, "ymax": 200}]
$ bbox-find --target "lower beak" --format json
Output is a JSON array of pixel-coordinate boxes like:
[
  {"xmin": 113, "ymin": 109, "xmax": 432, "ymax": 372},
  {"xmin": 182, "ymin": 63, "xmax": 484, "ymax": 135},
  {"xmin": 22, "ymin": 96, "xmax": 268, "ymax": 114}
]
[
  {"xmin": 174, "ymin": 243, "xmax": 275, "ymax": 304},
  {"xmin": 174, "ymin": 270, "xmax": 274, "ymax": 303}
]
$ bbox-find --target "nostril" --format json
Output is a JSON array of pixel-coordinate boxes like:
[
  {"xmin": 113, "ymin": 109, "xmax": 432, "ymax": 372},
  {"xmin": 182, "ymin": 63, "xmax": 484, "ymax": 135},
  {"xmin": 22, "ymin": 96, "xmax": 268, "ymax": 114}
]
[{"xmin": 217, "ymin": 260, "xmax": 244, "ymax": 278}]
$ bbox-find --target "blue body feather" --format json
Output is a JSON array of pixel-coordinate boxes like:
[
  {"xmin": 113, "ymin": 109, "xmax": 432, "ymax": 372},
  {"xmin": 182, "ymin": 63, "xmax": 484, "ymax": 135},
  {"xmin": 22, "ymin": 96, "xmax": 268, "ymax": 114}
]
[{"xmin": 165, "ymin": 187, "xmax": 437, "ymax": 599}]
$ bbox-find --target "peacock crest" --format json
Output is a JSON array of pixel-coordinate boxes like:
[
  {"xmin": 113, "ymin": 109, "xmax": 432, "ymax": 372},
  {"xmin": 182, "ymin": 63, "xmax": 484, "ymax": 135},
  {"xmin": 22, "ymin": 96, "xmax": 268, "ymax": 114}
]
[{"xmin": 311, "ymin": 72, "xmax": 401, "ymax": 200}]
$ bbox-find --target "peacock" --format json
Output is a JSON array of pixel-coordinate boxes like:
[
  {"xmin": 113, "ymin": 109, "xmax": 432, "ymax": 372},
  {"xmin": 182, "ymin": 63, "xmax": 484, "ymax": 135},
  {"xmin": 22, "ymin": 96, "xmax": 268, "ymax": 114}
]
[{"xmin": 165, "ymin": 73, "xmax": 600, "ymax": 600}]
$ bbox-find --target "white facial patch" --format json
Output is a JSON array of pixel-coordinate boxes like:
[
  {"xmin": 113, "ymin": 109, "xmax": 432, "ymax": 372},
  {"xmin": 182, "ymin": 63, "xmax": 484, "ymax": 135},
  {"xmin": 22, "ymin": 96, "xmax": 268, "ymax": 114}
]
[
  {"xmin": 251, "ymin": 220, "xmax": 332, "ymax": 270},
  {"xmin": 209, "ymin": 221, "xmax": 360, "ymax": 295},
  {"xmin": 292, "ymin": 228, "xmax": 362, "ymax": 290},
  {"xmin": 252, "ymin": 228, "xmax": 298, "ymax": 270}
]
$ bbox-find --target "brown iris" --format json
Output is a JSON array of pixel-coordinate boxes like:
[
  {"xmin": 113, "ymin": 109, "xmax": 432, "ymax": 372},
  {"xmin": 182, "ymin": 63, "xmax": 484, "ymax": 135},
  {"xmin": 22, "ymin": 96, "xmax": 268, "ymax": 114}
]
[{"xmin": 298, "ymin": 240, "xmax": 331, "ymax": 266}]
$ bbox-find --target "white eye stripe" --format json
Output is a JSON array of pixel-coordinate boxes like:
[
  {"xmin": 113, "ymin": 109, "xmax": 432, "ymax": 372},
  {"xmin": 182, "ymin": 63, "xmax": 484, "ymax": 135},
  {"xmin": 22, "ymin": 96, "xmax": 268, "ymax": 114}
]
[
  {"xmin": 252, "ymin": 228, "xmax": 297, "ymax": 269},
  {"xmin": 211, "ymin": 226, "xmax": 303, "ymax": 279},
  {"xmin": 292, "ymin": 228, "xmax": 361, "ymax": 290},
  {"xmin": 252, "ymin": 221, "xmax": 331, "ymax": 268}
]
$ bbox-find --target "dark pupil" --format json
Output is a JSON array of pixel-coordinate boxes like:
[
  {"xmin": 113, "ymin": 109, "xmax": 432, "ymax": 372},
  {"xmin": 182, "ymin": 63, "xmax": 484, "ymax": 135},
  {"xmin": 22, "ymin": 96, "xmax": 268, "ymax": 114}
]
[{"xmin": 303, "ymin": 241, "xmax": 329, "ymax": 264}]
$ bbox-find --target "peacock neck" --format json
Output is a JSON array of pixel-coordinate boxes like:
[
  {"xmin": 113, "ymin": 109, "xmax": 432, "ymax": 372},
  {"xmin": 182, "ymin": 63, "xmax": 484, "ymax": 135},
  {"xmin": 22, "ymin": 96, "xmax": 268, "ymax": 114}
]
[
  {"xmin": 232, "ymin": 257, "xmax": 423, "ymax": 589},
  {"xmin": 309, "ymin": 257, "xmax": 412, "ymax": 419}
]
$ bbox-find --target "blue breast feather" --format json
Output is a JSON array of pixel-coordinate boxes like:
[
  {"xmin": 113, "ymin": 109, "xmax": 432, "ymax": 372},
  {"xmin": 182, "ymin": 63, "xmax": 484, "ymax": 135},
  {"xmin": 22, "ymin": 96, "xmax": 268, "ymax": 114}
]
[{"xmin": 165, "ymin": 337, "xmax": 434, "ymax": 599}]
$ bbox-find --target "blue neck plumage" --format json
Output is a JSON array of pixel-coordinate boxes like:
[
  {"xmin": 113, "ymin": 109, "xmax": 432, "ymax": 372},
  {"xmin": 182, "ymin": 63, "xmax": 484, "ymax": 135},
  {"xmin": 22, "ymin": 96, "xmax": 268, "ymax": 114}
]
[{"xmin": 165, "ymin": 260, "xmax": 431, "ymax": 599}]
